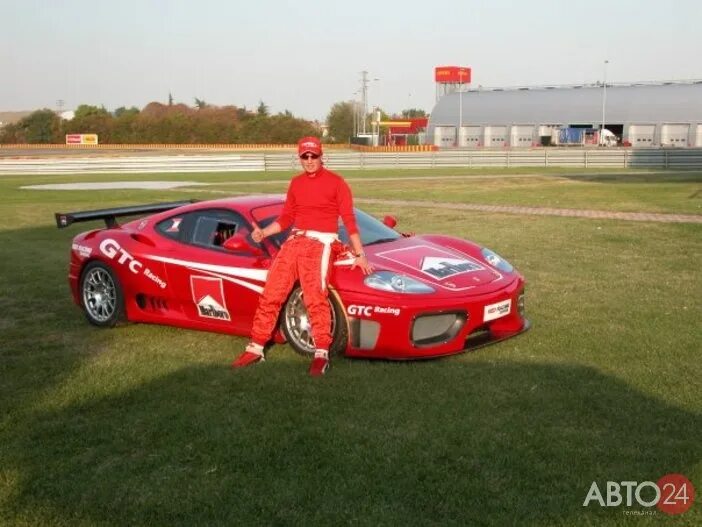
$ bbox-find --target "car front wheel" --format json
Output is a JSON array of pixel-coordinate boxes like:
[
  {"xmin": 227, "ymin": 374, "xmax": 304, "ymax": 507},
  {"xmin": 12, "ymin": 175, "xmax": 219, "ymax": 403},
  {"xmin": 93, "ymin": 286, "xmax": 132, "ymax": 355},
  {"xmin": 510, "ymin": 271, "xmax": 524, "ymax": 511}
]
[
  {"xmin": 80, "ymin": 261, "xmax": 125, "ymax": 327},
  {"xmin": 281, "ymin": 285, "xmax": 347, "ymax": 357}
]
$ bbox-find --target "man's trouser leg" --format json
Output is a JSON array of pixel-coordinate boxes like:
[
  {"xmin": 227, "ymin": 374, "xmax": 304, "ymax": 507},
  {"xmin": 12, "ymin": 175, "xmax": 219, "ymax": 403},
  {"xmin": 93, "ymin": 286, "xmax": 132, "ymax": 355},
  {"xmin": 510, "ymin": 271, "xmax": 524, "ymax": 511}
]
[
  {"xmin": 249, "ymin": 239, "xmax": 299, "ymax": 346},
  {"xmin": 297, "ymin": 238, "xmax": 332, "ymax": 351}
]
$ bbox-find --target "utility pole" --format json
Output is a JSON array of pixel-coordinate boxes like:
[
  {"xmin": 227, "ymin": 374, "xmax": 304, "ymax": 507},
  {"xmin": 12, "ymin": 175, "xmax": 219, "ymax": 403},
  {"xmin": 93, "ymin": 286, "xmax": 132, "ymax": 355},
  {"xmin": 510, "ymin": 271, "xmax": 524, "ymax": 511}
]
[{"xmin": 458, "ymin": 70, "xmax": 464, "ymax": 147}]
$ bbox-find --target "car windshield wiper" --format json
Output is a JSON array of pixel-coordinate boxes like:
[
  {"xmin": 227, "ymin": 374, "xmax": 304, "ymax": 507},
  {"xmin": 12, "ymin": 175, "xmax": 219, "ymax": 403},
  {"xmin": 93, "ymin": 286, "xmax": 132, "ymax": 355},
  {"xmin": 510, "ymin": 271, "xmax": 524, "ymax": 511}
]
[{"xmin": 365, "ymin": 237, "xmax": 399, "ymax": 246}]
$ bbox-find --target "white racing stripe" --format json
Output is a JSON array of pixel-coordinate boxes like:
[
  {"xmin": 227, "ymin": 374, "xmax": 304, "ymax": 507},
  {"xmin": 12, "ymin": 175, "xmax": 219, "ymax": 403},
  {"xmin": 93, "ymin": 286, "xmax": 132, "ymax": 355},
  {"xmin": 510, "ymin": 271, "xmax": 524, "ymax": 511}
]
[
  {"xmin": 192, "ymin": 268, "xmax": 265, "ymax": 294},
  {"xmin": 147, "ymin": 255, "xmax": 268, "ymax": 294}
]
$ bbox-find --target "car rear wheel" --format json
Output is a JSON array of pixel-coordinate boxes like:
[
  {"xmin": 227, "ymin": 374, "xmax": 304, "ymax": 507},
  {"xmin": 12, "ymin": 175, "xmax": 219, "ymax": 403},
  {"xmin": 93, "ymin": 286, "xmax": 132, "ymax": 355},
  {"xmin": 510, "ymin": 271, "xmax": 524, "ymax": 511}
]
[
  {"xmin": 281, "ymin": 285, "xmax": 347, "ymax": 357},
  {"xmin": 80, "ymin": 261, "xmax": 125, "ymax": 327}
]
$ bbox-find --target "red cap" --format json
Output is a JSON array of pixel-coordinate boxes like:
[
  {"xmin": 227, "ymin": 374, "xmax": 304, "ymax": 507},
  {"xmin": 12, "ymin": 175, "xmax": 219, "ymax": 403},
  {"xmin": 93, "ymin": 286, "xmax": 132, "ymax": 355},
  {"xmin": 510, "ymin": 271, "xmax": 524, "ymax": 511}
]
[{"xmin": 297, "ymin": 136, "xmax": 322, "ymax": 156}]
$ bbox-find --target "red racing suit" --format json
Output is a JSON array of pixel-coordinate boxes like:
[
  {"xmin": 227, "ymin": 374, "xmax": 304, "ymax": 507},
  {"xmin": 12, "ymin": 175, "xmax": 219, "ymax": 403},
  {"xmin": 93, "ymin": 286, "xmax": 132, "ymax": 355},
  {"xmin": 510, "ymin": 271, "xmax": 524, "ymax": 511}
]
[{"xmin": 249, "ymin": 167, "xmax": 358, "ymax": 351}]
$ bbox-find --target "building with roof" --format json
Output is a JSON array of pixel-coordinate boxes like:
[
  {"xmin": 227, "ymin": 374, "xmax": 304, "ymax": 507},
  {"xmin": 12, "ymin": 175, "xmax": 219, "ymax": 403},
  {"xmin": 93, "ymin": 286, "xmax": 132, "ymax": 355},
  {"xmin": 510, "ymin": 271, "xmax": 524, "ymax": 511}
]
[{"xmin": 426, "ymin": 81, "xmax": 702, "ymax": 148}]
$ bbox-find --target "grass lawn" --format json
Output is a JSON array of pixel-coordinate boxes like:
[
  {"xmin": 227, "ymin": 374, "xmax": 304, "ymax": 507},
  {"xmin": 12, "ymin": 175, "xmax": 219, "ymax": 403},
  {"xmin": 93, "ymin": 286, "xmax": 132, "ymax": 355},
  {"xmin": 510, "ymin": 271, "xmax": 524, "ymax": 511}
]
[{"xmin": 0, "ymin": 168, "xmax": 700, "ymax": 526}]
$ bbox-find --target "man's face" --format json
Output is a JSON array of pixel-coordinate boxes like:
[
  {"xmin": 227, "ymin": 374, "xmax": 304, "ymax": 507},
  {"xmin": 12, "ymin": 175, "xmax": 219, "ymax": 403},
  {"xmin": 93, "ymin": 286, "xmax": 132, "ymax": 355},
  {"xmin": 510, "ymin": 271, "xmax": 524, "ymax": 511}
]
[{"xmin": 299, "ymin": 152, "xmax": 322, "ymax": 173}]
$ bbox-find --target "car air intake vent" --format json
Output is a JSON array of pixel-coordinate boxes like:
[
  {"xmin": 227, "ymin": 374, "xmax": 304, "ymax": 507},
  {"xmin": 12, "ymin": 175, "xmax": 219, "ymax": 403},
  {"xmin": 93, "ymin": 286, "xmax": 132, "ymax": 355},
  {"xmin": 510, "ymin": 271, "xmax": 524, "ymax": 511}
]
[
  {"xmin": 349, "ymin": 318, "xmax": 381, "ymax": 350},
  {"xmin": 411, "ymin": 312, "xmax": 467, "ymax": 347}
]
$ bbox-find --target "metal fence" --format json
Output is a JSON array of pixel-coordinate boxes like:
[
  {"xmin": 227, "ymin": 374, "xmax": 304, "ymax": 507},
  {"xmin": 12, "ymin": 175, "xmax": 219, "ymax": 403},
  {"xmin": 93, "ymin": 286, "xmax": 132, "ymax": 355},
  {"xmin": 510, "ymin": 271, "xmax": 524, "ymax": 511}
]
[{"xmin": 2, "ymin": 148, "xmax": 702, "ymax": 174}]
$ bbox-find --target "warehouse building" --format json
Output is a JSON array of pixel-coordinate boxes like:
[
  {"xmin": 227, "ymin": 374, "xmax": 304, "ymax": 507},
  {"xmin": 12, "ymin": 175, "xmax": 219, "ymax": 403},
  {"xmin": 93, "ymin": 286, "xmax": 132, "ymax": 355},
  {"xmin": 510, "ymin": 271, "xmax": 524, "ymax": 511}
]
[{"xmin": 426, "ymin": 81, "xmax": 702, "ymax": 148}]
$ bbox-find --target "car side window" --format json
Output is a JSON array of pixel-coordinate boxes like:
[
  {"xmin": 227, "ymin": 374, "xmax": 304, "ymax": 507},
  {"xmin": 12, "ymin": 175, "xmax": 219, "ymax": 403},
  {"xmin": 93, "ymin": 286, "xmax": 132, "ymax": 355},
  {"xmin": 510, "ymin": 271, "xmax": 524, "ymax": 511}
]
[
  {"xmin": 156, "ymin": 209, "xmax": 251, "ymax": 252},
  {"xmin": 155, "ymin": 216, "xmax": 185, "ymax": 241}
]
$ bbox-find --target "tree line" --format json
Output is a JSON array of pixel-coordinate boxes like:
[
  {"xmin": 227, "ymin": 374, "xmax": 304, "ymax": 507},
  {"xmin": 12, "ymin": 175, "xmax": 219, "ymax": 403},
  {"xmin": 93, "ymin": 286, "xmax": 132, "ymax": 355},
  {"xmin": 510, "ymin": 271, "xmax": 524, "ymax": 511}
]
[
  {"xmin": 0, "ymin": 101, "xmax": 317, "ymax": 144},
  {"xmin": 0, "ymin": 99, "xmax": 427, "ymax": 144}
]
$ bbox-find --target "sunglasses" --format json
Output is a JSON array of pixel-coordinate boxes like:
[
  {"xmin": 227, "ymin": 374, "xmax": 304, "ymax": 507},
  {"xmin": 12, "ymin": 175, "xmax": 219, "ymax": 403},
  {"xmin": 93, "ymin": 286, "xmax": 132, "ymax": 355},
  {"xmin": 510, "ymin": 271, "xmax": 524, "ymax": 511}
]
[{"xmin": 299, "ymin": 153, "xmax": 320, "ymax": 160}]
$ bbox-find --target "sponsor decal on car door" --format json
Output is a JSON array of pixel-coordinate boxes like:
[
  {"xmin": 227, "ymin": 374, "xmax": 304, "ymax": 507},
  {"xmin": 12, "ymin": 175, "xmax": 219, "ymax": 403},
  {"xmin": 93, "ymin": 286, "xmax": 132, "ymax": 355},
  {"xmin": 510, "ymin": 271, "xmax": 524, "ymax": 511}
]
[{"xmin": 191, "ymin": 276, "xmax": 231, "ymax": 321}]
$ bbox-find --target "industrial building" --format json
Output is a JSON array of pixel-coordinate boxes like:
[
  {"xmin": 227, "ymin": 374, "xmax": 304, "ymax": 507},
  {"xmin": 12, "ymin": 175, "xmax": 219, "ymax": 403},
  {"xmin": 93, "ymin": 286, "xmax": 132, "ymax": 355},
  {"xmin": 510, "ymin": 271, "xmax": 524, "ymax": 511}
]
[{"xmin": 426, "ymin": 78, "xmax": 702, "ymax": 148}]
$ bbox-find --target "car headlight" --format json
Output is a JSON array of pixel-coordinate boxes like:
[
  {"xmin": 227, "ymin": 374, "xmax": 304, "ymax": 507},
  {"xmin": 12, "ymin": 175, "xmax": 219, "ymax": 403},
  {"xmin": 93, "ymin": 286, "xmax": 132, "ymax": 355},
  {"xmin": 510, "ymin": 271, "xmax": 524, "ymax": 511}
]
[
  {"xmin": 364, "ymin": 271, "xmax": 435, "ymax": 294},
  {"xmin": 481, "ymin": 248, "xmax": 514, "ymax": 273}
]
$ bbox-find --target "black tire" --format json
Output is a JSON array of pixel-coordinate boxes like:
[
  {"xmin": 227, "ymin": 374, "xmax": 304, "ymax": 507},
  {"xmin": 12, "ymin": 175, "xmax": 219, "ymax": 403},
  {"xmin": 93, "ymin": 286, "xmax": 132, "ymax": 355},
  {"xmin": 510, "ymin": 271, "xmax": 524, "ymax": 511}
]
[
  {"xmin": 281, "ymin": 285, "xmax": 348, "ymax": 358},
  {"xmin": 80, "ymin": 261, "xmax": 125, "ymax": 327}
]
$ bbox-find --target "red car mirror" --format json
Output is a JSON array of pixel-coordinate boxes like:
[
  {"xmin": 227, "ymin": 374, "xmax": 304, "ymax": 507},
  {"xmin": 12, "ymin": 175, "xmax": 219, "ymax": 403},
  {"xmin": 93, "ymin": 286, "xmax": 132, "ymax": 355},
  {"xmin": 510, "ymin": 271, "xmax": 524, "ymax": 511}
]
[{"xmin": 223, "ymin": 234, "xmax": 264, "ymax": 257}]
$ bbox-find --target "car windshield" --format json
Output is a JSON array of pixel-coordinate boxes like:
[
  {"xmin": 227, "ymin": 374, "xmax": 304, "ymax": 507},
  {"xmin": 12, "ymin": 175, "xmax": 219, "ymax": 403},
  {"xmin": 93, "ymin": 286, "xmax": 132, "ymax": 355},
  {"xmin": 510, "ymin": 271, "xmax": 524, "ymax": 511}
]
[{"xmin": 251, "ymin": 205, "xmax": 401, "ymax": 248}]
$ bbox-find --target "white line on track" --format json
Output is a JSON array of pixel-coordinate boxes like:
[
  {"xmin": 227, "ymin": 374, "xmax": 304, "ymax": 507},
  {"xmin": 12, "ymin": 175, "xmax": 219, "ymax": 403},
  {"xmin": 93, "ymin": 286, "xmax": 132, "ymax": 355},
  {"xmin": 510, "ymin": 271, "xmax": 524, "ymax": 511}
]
[{"xmin": 167, "ymin": 187, "xmax": 702, "ymax": 224}]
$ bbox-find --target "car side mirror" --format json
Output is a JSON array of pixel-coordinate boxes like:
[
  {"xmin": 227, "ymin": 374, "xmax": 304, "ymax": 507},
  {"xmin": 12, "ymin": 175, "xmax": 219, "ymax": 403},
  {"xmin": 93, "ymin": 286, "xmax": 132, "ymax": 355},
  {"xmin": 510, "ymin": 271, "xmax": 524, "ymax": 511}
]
[
  {"xmin": 222, "ymin": 234, "xmax": 264, "ymax": 257},
  {"xmin": 383, "ymin": 215, "xmax": 397, "ymax": 228}
]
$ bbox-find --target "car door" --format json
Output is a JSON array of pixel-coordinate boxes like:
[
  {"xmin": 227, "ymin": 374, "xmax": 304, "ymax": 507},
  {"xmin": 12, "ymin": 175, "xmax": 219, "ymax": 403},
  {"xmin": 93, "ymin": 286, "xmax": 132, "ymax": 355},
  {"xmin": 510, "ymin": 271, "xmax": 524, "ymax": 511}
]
[{"xmin": 154, "ymin": 208, "xmax": 270, "ymax": 335}]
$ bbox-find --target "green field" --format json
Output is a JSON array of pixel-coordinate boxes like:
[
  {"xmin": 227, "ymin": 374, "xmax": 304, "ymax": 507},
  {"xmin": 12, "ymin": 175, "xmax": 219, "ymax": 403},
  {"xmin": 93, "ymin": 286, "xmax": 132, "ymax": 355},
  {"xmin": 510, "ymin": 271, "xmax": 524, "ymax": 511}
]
[{"xmin": 1, "ymin": 168, "xmax": 701, "ymax": 526}]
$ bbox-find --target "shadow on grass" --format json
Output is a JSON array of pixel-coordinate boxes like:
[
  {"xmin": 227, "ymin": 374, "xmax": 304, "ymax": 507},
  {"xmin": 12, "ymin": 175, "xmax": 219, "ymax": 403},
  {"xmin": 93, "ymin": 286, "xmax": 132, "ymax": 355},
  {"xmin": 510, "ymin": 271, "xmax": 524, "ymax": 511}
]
[
  {"xmin": 557, "ymin": 170, "xmax": 702, "ymax": 185},
  {"xmin": 2, "ymin": 359, "xmax": 700, "ymax": 526},
  {"xmin": 0, "ymin": 224, "xmax": 125, "ymax": 414},
  {"xmin": 1, "ymin": 225, "xmax": 700, "ymax": 526}
]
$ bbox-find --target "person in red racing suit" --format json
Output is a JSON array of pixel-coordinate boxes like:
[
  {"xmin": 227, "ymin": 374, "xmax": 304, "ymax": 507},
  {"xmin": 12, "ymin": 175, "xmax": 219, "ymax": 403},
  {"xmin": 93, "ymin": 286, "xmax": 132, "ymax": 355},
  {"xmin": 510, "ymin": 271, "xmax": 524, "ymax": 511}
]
[{"xmin": 232, "ymin": 136, "xmax": 373, "ymax": 376}]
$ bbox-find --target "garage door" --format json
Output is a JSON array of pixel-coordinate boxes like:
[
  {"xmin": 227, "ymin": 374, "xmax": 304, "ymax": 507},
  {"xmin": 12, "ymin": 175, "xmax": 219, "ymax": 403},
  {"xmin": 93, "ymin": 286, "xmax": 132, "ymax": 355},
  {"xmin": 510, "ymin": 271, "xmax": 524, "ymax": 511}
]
[
  {"xmin": 627, "ymin": 124, "xmax": 655, "ymax": 147},
  {"xmin": 484, "ymin": 126, "xmax": 507, "ymax": 147},
  {"xmin": 661, "ymin": 124, "xmax": 690, "ymax": 147},
  {"xmin": 510, "ymin": 125, "xmax": 534, "ymax": 147},
  {"xmin": 458, "ymin": 126, "xmax": 481, "ymax": 147},
  {"xmin": 433, "ymin": 126, "xmax": 456, "ymax": 147}
]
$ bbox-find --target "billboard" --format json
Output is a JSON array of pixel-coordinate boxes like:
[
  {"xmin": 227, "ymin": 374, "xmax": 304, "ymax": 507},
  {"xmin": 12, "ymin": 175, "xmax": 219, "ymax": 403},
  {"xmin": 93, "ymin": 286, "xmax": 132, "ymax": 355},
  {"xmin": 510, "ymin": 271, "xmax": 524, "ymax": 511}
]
[
  {"xmin": 66, "ymin": 134, "xmax": 98, "ymax": 145},
  {"xmin": 434, "ymin": 66, "xmax": 472, "ymax": 84}
]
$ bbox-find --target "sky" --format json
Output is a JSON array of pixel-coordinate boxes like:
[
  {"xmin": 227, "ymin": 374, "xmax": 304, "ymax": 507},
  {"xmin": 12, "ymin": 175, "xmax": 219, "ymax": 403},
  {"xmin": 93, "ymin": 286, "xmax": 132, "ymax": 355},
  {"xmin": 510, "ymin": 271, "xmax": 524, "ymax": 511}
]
[{"xmin": 1, "ymin": 0, "xmax": 700, "ymax": 121}]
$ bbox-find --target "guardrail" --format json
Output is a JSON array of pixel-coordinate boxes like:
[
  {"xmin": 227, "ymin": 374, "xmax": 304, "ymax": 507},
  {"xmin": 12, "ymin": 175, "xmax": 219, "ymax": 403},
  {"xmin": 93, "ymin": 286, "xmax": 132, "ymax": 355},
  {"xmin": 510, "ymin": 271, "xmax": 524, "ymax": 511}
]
[{"xmin": 1, "ymin": 148, "xmax": 701, "ymax": 174}]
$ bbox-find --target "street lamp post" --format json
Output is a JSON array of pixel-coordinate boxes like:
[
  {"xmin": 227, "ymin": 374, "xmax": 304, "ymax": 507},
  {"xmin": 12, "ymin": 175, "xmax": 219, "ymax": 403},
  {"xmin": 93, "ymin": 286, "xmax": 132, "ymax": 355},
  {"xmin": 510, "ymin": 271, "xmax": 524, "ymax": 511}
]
[
  {"xmin": 352, "ymin": 99, "xmax": 357, "ymax": 140},
  {"xmin": 359, "ymin": 71, "xmax": 380, "ymax": 139},
  {"xmin": 352, "ymin": 91, "xmax": 360, "ymax": 139},
  {"xmin": 601, "ymin": 60, "xmax": 609, "ymax": 146}
]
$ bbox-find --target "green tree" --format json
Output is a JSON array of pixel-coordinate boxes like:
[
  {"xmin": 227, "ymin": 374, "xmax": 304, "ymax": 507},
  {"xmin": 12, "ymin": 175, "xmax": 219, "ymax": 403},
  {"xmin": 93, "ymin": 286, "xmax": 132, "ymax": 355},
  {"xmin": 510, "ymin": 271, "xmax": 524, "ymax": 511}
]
[
  {"xmin": 111, "ymin": 107, "xmax": 140, "ymax": 142},
  {"xmin": 194, "ymin": 98, "xmax": 207, "ymax": 110},
  {"xmin": 114, "ymin": 106, "xmax": 139, "ymax": 118},
  {"xmin": 73, "ymin": 104, "xmax": 110, "ymax": 120},
  {"xmin": 401, "ymin": 108, "xmax": 427, "ymax": 118},
  {"xmin": 168, "ymin": 92, "xmax": 174, "ymax": 106},
  {"xmin": 257, "ymin": 100, "xmax": 269, "ymax": 116},
  {"xmin": 65, "ymin": 104, "xmax": 113, "ymax": 142},
  {"xmin": 0, "ymin": 109, "xmax": 61, "ymax": 143},
  {"xmin": 326, "ymin": 101, "xmax": 354, "ymax": 143}
]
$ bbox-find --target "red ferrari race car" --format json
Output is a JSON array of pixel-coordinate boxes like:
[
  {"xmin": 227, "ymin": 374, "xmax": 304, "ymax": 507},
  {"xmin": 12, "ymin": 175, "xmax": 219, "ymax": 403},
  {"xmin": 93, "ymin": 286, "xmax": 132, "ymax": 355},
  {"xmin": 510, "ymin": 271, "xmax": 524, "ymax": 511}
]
[{"xmin": 56, "ymin": 196, "xmax": 529, "ymax": 359}]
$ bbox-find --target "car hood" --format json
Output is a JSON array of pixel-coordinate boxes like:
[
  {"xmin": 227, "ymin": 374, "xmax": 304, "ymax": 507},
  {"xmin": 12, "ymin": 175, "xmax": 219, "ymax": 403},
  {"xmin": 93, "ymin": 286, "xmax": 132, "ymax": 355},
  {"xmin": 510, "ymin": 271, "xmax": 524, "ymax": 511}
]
[{"xmin": 359, "ymin": 236, "xmax": 509, "ymax": 294}]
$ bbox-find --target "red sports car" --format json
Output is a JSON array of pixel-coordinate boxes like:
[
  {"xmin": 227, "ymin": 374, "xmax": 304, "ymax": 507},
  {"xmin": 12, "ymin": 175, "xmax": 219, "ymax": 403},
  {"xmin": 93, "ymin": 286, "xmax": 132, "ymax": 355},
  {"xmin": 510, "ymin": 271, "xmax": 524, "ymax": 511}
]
[{"xmin": 56, "ymin": 196, "xmax": 529, "ymax": 359}]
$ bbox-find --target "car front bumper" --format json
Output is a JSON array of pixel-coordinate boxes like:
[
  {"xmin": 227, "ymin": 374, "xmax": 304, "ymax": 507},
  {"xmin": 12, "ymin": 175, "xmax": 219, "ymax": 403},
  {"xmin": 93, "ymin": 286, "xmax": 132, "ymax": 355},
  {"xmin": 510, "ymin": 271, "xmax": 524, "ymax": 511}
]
[{"xmin": 338, "ymin": 278, "xmax": 529, "ymax": 359}]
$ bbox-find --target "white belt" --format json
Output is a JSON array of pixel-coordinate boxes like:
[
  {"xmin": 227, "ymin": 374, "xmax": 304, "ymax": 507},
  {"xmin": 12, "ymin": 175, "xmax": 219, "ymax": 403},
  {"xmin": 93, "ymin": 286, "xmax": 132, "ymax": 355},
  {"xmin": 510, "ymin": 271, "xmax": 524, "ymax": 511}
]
[{"xmin": 292, "ymin": 229, "xmax": 339, "ymax": 291}]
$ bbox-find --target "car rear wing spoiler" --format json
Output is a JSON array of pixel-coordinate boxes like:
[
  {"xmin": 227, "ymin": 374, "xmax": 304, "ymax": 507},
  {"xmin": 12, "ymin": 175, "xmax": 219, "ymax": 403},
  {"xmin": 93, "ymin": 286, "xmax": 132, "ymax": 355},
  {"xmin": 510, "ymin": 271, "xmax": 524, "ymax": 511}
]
[{"xmin": 55, "ymin": 200, "xmax": 198, "ymax": 229}]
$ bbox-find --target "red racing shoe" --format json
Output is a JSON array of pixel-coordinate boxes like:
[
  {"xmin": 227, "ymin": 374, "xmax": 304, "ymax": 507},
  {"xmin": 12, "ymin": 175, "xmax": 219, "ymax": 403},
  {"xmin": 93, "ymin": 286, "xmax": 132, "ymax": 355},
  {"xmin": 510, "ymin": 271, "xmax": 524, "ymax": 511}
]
[
  {"xmin": 309, "ymin": 353, "xmax": 329, "ymax": 377},
  {"xmin": 231, "ymin": 343, "xmax": 264, "ymax": 368}
]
